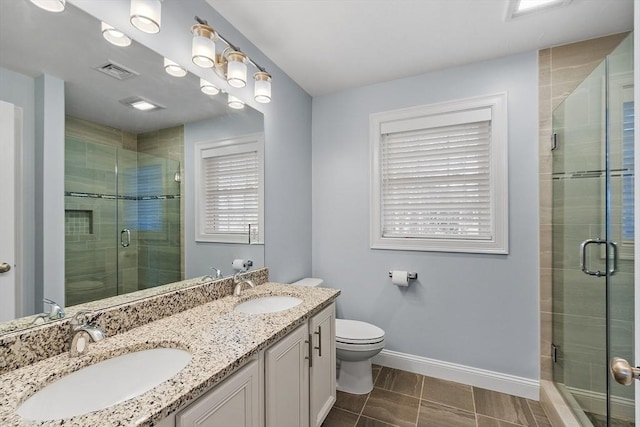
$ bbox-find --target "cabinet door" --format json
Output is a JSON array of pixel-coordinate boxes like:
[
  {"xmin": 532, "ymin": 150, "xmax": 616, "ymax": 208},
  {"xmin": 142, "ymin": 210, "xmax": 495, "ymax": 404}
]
[
  {"xmin": 309, "ymin": 303, "xmax": 336, "ymax": 427},
  {"xmin": 265, "ymin": 323, "xmax": 309, "ymax": 427},
  {"xmin": 176, "ymin": 358, "xmax": 260, "ymax": 427}
]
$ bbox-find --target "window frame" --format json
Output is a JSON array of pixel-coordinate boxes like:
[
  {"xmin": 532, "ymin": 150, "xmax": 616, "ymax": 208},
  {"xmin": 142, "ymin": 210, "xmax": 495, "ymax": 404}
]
[
  {"xmin": 194, "ymin": 132, "xmax": 265, "ymax": 244},
  {"xmin": 370, "ymin": 93, "xmax": 509, "ymax": 254}
]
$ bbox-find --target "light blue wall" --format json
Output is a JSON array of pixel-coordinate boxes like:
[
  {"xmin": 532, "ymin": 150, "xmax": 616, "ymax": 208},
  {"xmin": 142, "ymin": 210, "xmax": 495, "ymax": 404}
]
[
  {"xmin": 184, "ymin": 111, "xmax": 266, "ymax": 277},
  {"xmin": 34, "ymin": 75, "xmax": 65, "ymax": 309},
  {"xmin": 71, "ymin": 0, "xmax": 313, "ymax": 283},
  {"xmin": 311, "ymin": 52, "xmax": 540, "ymax": 379},
  {"xmin": 0, "ymin": 67, "xmax": 36, "ymax": 316}
]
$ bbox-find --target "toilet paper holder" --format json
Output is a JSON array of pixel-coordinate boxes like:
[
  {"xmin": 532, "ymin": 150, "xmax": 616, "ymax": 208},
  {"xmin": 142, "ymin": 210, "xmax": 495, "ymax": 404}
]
[{"xmin": 388, "ymin": 271, "xmax": 418, "ymax": 280}]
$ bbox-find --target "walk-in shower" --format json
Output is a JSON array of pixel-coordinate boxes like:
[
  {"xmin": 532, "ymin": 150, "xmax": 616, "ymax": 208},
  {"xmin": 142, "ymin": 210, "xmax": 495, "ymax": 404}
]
[
  {"xmin": 64, "ymin": 121, "xmax": 182, "ymax": 307},
  {"xmin": 551, "ymin": 34, "xmax": 634, "ymax": 426}
]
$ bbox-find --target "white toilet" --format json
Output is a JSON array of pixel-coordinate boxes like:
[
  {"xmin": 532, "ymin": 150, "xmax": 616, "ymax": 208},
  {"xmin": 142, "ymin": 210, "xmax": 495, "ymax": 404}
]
[{"xmin": 292, "ymin": 278, "xmax": 385, "ymax": 394}]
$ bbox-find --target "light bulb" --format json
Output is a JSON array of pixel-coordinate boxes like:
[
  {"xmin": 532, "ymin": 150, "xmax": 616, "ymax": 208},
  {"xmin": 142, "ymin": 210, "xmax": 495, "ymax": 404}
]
[
  {"xmin": 226, "ymin": 51, "xmax": 247, "ymax": 88},
  {"xmin": 254, "ymin": 72, "xmax": 271, "ymax": 103},
  {"xmin": 191, "ymin": 24, "xmax": 217, "ymax": 68},
  {"xmin": 101, "ymin": 22, "xmax": 132, "ymax": 47},
  {"xmin": 228, "ymin": 94, "xmax": 245, "ymax": 110},
  {"xmin": 29, "ymin": 0, "xmax": 65, "ymax": 12},
  {"xmin": 130, "ymin": 0, "xmax": 161, "ymax": 34},
  {"xmin": 200, "ymin": 79, "xmax": 220, "ymax": 95},
  {"xmin": 164, "ymin": 58, "xmax": 187, "ymax": 77}
]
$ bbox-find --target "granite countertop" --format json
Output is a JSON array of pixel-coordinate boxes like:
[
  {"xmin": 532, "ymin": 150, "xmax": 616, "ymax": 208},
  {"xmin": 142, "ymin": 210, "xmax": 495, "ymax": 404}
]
[{"xmin": 0, "ymin": 282, "xmax": 340, "ymax": 427}]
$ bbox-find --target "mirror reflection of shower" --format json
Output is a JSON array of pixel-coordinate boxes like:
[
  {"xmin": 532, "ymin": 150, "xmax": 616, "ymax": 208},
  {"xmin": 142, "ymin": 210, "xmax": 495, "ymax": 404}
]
[{"xmin": 64, "ymin": 116, "xmax": 183, "ymax": 306}]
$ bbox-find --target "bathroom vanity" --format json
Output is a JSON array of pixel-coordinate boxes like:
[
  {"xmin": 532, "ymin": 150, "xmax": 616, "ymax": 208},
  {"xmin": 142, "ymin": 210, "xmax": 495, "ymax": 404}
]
[{"xmin": 0, "ymin": 276, "xmax": 339, "ymax": 427}]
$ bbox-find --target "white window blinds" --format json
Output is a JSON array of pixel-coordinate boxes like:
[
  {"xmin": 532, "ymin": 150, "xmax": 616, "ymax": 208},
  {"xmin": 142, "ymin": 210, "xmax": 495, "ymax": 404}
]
[
  {"xmin": 195, "ymin": 133, "xmax": 264, "ymax": 244},
  {"xmin": 203, "ymin": 150, "xmax": 259, "ymax": 235},
  {"xmin": 381, "ymin": 120, "xmax": 492, "ymax": 240},
  {"xmin": 370, "ymin": 93, "xmax": 508, "ymax": 254}
]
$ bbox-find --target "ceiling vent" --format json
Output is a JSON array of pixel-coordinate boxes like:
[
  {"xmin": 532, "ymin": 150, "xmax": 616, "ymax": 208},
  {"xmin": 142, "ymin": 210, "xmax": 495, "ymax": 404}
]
[{"xmin": 94, "ymin": 61, "xmax": 139, "ymax": 80}]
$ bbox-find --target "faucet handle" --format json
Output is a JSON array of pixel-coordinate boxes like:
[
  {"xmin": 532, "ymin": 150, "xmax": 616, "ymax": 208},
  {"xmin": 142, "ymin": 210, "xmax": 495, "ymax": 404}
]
[
  {"xmin": 70, "ymin": 309, "xmax": 92, "ymax": 328},
  {"xmin": 43, "ymin": 298, "xmax": 65, "ymax": 319},
  {"xmin": 210, "ymin": 267, "xmax": 223, "ymax": 279}
]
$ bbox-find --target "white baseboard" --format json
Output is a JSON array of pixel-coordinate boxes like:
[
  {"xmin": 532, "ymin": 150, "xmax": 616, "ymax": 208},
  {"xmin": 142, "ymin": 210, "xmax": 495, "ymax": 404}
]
[{"xmin": 372, "ymin": 349, "xmax": 539, "ymax": 400}]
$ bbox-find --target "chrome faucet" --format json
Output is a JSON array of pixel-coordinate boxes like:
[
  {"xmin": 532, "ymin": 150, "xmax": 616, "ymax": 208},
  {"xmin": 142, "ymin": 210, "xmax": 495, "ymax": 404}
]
[
  {"xmin": 233, "ymin": 273, "xmax": 255, "ymax": 296},
  {"xmin": 31, "ymin": 298, "xmax": 65, "ymax": 324},
  {"xmin": 69, "ymin": 310, "xmax": 105, "ymax": 357},
  {"xmin": 201, "ymin": 266, "xmax": 223, "ymax": 282}
]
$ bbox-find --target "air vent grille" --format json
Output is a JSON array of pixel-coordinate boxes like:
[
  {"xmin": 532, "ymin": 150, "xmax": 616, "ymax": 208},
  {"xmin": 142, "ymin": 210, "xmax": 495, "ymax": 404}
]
[{"xmin": 95, "ymin": 61, "xmax": 139, "ymax": 80}]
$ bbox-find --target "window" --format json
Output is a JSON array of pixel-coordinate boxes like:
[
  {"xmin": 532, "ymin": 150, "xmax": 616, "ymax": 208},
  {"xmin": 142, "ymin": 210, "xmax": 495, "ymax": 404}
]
[
  {"xmin": 195, "ymin": 133, "xmax": 264, "ymax": 244},
  {"xmin": 370, "ymin": 93, "xmax": 508, "ymax": 254}
]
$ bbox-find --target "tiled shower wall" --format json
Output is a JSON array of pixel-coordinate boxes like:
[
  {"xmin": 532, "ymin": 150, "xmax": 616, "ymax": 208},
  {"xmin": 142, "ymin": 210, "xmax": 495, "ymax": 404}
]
[{"xmin": 64, "ymin": 116, "xmax": 184, "ymax": 304}]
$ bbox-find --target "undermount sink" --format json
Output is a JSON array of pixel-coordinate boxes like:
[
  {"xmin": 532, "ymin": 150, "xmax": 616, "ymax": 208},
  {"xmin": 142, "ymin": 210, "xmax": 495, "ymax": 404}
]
[
  {"xmin": 17, "ymin": 348, "xmax": 191, "ymax": 421},
  {"xmin": 234, "ymin": 296, "xmax": 303, "ymax": 314}
]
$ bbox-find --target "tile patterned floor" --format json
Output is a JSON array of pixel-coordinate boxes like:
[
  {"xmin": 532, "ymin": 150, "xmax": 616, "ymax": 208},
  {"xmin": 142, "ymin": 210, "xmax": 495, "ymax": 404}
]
[{"xmin": 322, "ymin": 366, "xmax": 552, "ymax": 427}]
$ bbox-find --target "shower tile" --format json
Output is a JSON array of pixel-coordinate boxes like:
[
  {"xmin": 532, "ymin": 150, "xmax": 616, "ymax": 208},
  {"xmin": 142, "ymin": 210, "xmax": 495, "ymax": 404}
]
[{"xmin": 550, "ymin": 33, "xmax": 628, "ymax": 71}]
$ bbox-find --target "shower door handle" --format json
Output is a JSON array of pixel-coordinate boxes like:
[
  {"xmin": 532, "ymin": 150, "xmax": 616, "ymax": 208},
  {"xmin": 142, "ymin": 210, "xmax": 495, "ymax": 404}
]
[
  {"xmin": 120, "ymin": 229, "xmax": 131, "ymax": 248},
  {"xmin": 580, "ymin": 238, "xmax": 606, "ymax": 277},
  {"xmin": 610, "ymin": 357, "xmax": 640, "ymax": 386}
]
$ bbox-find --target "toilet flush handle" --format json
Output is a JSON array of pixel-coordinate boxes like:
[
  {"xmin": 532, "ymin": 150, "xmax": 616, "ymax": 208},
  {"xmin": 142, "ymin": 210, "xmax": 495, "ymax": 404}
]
[{"xmin": 314, "ymin": 326, "xmax": 322, "ymax": 357}]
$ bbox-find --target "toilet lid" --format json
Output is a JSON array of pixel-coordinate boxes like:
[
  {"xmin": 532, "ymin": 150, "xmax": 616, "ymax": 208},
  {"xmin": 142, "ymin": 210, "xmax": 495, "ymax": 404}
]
[{"xmin": 335, "ymin": 319, "xmax": 385, "ymax": 344}]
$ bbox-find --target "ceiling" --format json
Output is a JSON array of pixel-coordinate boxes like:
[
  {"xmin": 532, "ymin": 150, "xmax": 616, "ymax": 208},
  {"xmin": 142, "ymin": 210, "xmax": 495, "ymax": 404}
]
[{"xmin": 206, "ymin": 0, "xmax": 634, "ymax": 96}]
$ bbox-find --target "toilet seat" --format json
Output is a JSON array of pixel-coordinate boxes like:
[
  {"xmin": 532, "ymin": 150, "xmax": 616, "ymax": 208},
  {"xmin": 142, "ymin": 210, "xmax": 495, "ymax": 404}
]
[{"xmin": 336, "ymin": 319, "xmax": 385, "ymax": 345}]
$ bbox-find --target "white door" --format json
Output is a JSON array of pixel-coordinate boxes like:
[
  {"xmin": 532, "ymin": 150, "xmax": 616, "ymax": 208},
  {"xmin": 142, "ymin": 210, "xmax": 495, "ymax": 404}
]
[{"xmin": 0, "ymin": 100, "xmax": 21, "ymax": 322}]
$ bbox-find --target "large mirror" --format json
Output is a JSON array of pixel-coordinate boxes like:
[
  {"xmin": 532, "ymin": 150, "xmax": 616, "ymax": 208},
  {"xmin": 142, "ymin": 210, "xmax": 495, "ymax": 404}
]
[{"xmin": 0, "ymin": 0, "xmax": 264, "ymax": 333}]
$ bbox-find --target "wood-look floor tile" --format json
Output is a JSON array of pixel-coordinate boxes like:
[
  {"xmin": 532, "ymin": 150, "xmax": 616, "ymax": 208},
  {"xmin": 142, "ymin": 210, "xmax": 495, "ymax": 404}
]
[
  {"xmin": 322, "ymin": 407, "xmax": 359, "ymax": 427},
  {"xmin": 375, "ymin": 367, "xmax": 423, "ymax": 398},
  {"xmin": 356, "ymin": 416, "xmax": 399, "ymax": 427},
  {"xmin": 422, "ymin": 376, "xmax": 475, "ymax": 412},
  {"xmin": 362, "ymin": 388, "xmax": 420, "ymax": 427},
  {"xmin": 477, "ymin": 414, "xmax": 523, "ymax": 427},
  {"xmin": 473, "ymin": 388, "xmax": 536, "ymax": 426},
  {"xmin": 417, "ymin": 400, "xmax": 476, "ymax": 427},
  {"xmin": 372, "ymin": 364, "xmax": 382, "ymax": 383},
  {"xmin": 335, "ymin": 390, "xmax": 369, "ymax": 414},
  {"xmin": 525, "ymin": 400, "xmax": 547, "ymax": 418}
]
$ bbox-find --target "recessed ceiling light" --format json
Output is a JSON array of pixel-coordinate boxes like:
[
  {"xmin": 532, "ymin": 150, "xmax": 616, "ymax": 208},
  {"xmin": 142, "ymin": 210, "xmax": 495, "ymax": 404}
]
[
  {"xmin": 507, "ymin": 0, "xmax": 572, "ymax": 19},
  {"xmin": 119, "ymin": 96, "xmax": 164, "ymax": 112}
]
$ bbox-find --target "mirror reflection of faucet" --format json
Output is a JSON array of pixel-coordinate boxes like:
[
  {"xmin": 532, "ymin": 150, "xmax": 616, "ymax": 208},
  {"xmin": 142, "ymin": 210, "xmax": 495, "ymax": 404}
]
[
  {"xmin": 200, "ymin": 266, "xmax": 224, "ymax": 282},
  {"xmin": 31, "ymin": 298, "xmax": 65, "ymax": 325}
]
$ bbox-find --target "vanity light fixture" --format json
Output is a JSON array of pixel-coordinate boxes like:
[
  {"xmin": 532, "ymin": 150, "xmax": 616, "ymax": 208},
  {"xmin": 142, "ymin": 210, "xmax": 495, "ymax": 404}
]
[
  {"xmin": 130, "ymin": 0, "xmax": 161, "ymax": 34},
  {"xmin": 29, "ymin": 0, "xmax": 65, "ymax": 12},
  {"xmin": 228, "ymin": 94, "xmax": 245, "ymax": 110},
  {"xmin": 101, "ymin": 22, "xmax": 132, "ymax": 47},
  {"xmin": 225, "ymin": 51, "xmax": 248, "ymax": 88},
  {"xmin": 200, "ymin": 79, "xmax": 220, "ymax": 96},
  {"xmin": 253, "ymin": 72, "xmax": 271, "ymax": 103},
  {"xmin": 191, "ymin": 24, "xmax": 217, "ymax": 68},
  {"xmin": 164, "ymin": 58, "xmax": 187, "ymax": 77},
  {"xmin": 192, "ymin": 16, "xmax": 273, "ymax": 103}
]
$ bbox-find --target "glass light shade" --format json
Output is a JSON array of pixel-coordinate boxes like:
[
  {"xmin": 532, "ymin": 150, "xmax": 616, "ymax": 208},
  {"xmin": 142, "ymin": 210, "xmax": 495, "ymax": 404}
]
[
  {"xmin": 228, "ymin": 94, "xmax": 245, "ymax": 110},
  {"xmin": 200, "ymin": 79, "xmax": 220, "ymax": 96},
  {"xmin": 191, "ymin": 25, "xmax": 217, "ymax": 68},
  {"xmin": 226, "ymin": 52, "xmax": 247, "ymax": 88},
  {"xmin": 254, "ymin": 72, "xmax": 271, "ymax": 103},
  {"xmin": 101, "ymin": 22, "xmax": 132, "ymax": 47},
  {"xmin": 130, "ymin": 0, "xmax": 161, "ymax": 34},
  {"xmin": 29, "ymin": 0, "xmax": 65, "ymax": 12},
  {"xmin": 164, "ymin": 58, "xmax": 187, "ymax": 77}
]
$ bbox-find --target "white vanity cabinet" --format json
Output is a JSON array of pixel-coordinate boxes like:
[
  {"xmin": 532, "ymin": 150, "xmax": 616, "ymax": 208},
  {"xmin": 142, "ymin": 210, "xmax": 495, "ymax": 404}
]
[
  {"xmin": 161, "ymin": 302, "xmax": 336, "ymax": 427},
  {"xmin": 175, "ymin": 357, "xmax": 261, "ymax": 427},
  {"xmin": 264, "ymin": 302, "xmax": 336, "ymax": 427}
]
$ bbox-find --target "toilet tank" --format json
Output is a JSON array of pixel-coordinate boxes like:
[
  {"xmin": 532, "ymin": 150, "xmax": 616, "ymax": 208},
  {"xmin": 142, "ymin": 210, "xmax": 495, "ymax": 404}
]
[{"xmin": 292, "ymin": 278, "xmax": 323, "ymax": 287}]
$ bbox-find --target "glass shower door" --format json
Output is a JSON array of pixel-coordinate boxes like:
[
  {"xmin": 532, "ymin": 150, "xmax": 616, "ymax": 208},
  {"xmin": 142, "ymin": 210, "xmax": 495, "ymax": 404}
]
[
  {"xmin": 551, "ymin": 33, "xmax": 635, "ymax": 426},
  {"xmin": 552, "ymin": 60, "xmax": 608, "ymax": 426}
]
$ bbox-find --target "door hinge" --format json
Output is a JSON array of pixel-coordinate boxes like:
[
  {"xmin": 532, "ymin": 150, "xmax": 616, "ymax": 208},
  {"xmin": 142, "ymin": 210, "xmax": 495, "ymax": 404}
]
[
  {"xmin": 551, "ymin": 344, "xmax": 558, "ymax": 363},
  {"xmin": 550, "ymin": 133, "xmax": 557, "ymax": 151}
]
